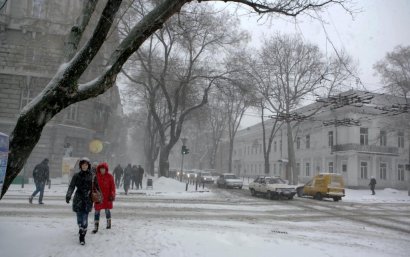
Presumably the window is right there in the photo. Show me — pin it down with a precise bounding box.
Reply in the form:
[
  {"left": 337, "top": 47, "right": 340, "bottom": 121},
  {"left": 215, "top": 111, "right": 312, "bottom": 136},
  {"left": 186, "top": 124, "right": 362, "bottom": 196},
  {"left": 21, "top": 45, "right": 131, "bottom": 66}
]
[
  {"left": 20, "top": 77, "right": 35, "bottom": 110},
  {"left": 273, "top": 163, "right": 277, "bottom": 174},
  {"left": 379, "top": 163, "right": 387, "bottom": 180},
  {"left": 398, "top": 164, "right": 405, "bottom": 181},
  {"left": 328, "top": 131, "right": 334, "bottom": 147},
  {"left": 274, "top": 141, "right": 277, "bottom": 152},
  {"left": 380, "top": 131, "right": 386, "bottom": 146},
  {"left": 259, "top": 144, "right": 262, "bottom": 154},
  {"left": 32, "top": 0, "right": 46, "bottom": 18},
  {"left": 296, "top": 137, "right": 300, "bottom": 150},
  {"left": 66, "top": 104, "right": 78, "bottom": 121},
  {"left": 360, "top": 162, "right": 368, "bottom": 179},
  {"left": 296, "top": 163, "right": 300, "bottom": 175},
  {"left": 398, "top": 131, "right": 404, "bottom": 148},
  {"left": 360, "top": 128, "right": 368, "bottom": 145},
  {"left": 342, "top": 163, "right": 347, "bottom": 173},
  {"left": 305, "top": 163, "right": 310, "bottom": 176},
  {"left": 328, "top": 162, "right": 334, "bottom": 173},
  {"left": 306, "top": 135, "right": 310, "bottom": 149}
]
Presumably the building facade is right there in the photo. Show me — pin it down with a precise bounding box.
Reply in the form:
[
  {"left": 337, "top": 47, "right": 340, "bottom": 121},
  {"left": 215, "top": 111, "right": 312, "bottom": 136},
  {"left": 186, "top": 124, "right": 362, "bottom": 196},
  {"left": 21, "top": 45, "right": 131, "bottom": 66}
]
[
  {"left": 0, "top": 0, "right": 127, "bottom": 179},
  {"left": 217, "top": 91, "right": 409, "bottom": 189}
]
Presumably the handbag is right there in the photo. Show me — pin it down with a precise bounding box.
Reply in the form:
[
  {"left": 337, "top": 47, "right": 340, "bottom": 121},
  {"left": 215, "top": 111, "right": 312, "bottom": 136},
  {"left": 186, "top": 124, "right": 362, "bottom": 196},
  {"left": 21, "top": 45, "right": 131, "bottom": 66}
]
[{"left": 91, "top": 176, "right": 102, "bottom": 204}]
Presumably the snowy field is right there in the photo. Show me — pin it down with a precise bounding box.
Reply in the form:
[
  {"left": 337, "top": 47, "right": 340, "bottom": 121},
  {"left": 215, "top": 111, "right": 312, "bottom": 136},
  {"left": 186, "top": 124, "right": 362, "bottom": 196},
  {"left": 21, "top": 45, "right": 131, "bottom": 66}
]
[{"left": 1, "top": 177, "right": 409, "bottom": 257}]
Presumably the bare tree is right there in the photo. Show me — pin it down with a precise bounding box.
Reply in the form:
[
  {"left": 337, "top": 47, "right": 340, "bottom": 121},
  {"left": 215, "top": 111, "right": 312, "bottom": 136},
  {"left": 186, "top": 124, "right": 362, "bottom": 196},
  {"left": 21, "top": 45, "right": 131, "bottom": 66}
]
[
  {"left": 374, "top": 45, "right": 410, "bottom": 99},
  {"left": 1, "top": 0, "right": 352, "bottom": 198},
  {"left": 256, "top": 34, "right": 355, "bottom": 184}
]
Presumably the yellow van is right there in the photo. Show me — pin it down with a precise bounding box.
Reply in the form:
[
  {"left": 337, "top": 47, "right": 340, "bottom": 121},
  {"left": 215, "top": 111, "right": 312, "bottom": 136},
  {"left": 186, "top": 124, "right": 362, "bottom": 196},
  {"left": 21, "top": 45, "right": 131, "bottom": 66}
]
[{"left": 296, "top": 173, "right": 345, "bottom": 201}]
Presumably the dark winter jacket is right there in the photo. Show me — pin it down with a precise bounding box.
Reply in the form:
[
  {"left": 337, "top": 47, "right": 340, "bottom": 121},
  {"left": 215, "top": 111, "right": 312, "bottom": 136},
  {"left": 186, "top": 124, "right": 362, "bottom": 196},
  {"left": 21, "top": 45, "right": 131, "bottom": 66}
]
[
  {"left": 369, "top": 178, "right": 377, "bottom": 187},
  {"left": 137, "top": 166, "right": 144, "bottom": 181},
  {"left": 94, "top": 162, "right": 116, "bottom": 211},
  {"left": 113, "top": 165, "right": 123, "bottom": 179},
  {"left": 132, "top": 165, "right": 138, "bottom": 180},
  {"left": 66, "top": 169, "right": 100, "bottom": 213},
  {"left": 33, "top": 159, "right": 50, "bottom": 184},
  {"left": 123, "top": 165, "right": 133, "bottom": 185}
]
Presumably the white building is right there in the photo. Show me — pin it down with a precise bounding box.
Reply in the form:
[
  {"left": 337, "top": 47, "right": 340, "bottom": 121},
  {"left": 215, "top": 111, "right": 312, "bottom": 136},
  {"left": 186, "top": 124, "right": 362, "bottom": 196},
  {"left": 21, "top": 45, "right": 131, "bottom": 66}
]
[{"left": 217, "top": 91, "right": 409, "bottom": 189}]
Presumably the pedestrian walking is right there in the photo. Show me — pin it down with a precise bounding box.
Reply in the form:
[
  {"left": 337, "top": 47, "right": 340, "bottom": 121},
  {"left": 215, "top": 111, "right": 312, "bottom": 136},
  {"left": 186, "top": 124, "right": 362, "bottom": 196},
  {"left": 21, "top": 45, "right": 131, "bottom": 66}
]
[
  {"left": 131, "top": 164, "right": 138, "bottom": 189},
  {"left": 113, "top": 164, "right": 123, "bottom": 189},
  {"left": 29, "top": 158, "right": 50, "bottom": 204},
  {"left": 123, "top": 164, "right": 132, "bottom": 195},
  {"left": 369, "top": 176, "right": 377, "bottom": 195},
  {"left": 92, "top": 162, "right": 116, "bottom": 233},
  {"left": 91, "top": 161, "right": 98, "bottom": 175},
  {"left": 66, "top": 157, "right": 101, "bottom": 245},
  {"left": 137, "top": 165, "right": 144, "bottom": 190}
]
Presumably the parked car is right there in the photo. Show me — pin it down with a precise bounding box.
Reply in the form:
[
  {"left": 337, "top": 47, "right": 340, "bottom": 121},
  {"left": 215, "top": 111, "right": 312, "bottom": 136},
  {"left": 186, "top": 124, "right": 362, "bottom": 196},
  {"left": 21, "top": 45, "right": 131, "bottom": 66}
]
[
  {"left": 249, "top": 176, "right": 296, "bottom": 200},
  {"left": 216, "top": 173, "right": 243, "bottom": 189},
  {"left": 197, "top": 171, "right": 214, "bottom": 184},
  {"left": 296, "top": 173, "right": 345, "bottom": 201}
]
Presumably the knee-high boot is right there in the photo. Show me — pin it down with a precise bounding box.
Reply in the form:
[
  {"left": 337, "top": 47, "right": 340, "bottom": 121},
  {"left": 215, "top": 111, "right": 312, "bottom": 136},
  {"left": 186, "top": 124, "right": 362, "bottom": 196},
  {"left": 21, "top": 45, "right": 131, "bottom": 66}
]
[
  {"left": 106, "top": 219, "right": 111, "bottom": 229},
  {"left": 92, "top": 221, "right": 99, "bottom": 234}
]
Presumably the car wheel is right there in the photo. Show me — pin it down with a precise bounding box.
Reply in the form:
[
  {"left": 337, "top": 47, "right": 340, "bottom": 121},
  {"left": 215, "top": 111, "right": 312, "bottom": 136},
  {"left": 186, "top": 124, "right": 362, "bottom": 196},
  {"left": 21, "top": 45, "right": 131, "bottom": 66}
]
[
  {"left": 288, "top": 195, "right": 294, "bottom": 200},
  {"left": 297, "top": 187, "right": 304, "bottom": 197},
  {"left": 272, "top": 193, "right": 279, "bottom": 200},
  {"left": 314, "top": 193, "right": 323, "bottom": 201},
  {"left": 250, "top": 189, "right": 256, "bottom": 196},
  {"left": 333, "top": 197, "right": 340, "bottom": 202},
  {"left": 239, "top": 186, "right": 243, "bottom": 189}
]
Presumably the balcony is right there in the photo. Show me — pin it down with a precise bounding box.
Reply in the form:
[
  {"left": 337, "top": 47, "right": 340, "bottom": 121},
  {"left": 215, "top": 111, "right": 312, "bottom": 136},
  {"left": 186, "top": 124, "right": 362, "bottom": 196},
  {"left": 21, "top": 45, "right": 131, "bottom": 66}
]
[{"left": 332, "top": 144, "right": 399, "bottom": 156}]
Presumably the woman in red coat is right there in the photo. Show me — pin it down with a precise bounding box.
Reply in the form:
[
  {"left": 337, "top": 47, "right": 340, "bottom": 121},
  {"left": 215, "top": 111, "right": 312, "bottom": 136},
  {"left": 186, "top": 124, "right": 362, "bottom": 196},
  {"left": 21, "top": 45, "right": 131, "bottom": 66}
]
[{"left": 92, "top": 162, "right": 116, "bottom": 233}]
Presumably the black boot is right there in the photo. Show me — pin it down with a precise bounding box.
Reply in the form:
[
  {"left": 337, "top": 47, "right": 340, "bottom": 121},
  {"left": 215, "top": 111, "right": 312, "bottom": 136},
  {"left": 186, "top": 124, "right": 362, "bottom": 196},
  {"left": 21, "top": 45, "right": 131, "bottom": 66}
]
[
  {"left": 106, "top": 219, "right": 111, "bottom": 229},
  {"left": 92, "top": 221, "right": 99, "bottom": 234},
  {"left": 79, "top": 228, "right": 87, "bottom": 245}
]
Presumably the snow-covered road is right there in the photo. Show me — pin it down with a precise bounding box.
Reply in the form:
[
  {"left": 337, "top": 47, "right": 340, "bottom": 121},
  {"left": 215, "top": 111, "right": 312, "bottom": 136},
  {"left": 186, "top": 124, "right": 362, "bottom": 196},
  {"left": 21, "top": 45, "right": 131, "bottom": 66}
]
[{"left": 1, "top": 178, "right": 409, "bottom": 257}]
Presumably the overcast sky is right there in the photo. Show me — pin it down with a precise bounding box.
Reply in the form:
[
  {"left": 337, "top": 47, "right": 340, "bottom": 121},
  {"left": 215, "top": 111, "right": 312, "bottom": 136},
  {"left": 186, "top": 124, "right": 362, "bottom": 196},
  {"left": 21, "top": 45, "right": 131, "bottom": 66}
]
[{"left": 229, "top": 0, "right": 410, "bottom": 127}]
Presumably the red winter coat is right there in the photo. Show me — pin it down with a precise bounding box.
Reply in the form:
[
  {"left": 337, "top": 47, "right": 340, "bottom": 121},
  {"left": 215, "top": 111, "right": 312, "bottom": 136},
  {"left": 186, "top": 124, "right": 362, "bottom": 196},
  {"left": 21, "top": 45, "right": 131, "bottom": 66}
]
[{"left": 94, "top": 162, "right": 116, "bottom": 211}]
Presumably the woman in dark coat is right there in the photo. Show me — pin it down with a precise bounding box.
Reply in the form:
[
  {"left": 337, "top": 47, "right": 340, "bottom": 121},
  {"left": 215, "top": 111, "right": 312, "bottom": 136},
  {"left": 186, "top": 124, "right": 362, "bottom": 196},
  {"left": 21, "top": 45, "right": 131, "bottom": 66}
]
[
  {"left": 66, "top": 157, "right": 100, "bottom": 245},
  {"left": 92, "top": 162, "right": 116, "bottom": 233}
]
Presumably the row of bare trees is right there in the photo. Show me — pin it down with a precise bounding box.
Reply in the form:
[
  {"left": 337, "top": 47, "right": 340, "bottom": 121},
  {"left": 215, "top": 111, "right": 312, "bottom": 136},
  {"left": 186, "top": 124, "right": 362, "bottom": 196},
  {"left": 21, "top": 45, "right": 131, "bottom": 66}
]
[{"left": 1, "top": 0, "right": 354, "bottom": 198}]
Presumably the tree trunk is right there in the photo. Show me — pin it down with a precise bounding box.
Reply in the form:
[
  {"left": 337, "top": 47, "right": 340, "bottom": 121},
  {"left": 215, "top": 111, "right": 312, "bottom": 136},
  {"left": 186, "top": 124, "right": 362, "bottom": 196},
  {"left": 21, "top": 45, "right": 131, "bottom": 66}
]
[
  {"left": 228, "top": 139, "right": 234, "bottom": 173},
  {"left": 286, "top": 121, "right": 298, "bottom": 185},
  {"left": 158, "top": 147, "right": 170, "bottom": 177},
  {"left": 264, "top": 156, "right": 270, "bottom": 175}
]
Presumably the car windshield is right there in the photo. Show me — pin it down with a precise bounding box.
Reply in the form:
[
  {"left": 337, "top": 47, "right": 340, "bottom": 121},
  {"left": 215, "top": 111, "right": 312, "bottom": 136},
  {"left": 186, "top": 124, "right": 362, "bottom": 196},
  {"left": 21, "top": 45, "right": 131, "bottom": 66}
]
[
  {"left": 267, "top": 178, "right": 286, "bottom": 184},
  {"left": 201, "top": 172, "right": 211, "bottom": 176},
  {"left": 224, "top": 175, "right": 237, "bottom": 179}
]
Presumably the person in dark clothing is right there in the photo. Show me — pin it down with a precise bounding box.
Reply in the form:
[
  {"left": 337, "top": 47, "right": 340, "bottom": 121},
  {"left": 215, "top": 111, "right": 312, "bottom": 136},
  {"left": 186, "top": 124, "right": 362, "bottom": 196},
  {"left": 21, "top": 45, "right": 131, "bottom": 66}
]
[
  {"left": 66, "top": 157, "right": 101, "bottom": 245},
  {"left": 137, "top": 165, "right": 144, "bottom": 190},
  {"left": 131, "top": 165, "right": 138, "bottom": 189},
  {"left": 369, "top": 176, "right": 377, "bottom": 195},
  {"left": 29, "top": 158, "right": 50, "bottom": 204},
  {"left": 113, "top": 164, "right": 123, "bottom": 189},
  {"left": 123, "top": 164, "right": 132, "bottom": 195}
]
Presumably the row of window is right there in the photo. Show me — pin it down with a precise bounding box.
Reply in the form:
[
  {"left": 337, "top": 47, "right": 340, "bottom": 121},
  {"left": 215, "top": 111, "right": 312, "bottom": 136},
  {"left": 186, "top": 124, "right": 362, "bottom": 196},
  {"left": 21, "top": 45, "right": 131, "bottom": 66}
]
[
  {"left": 236, "top": 128, "right": 406, "bottom": 156},
  {"left": 239, "top": 161, "right": 406, "bottom": 181}
]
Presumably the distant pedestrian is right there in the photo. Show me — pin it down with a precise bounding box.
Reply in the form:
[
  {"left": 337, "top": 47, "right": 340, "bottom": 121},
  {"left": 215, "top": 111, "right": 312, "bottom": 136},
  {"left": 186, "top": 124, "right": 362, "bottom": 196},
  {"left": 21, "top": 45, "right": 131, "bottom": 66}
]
[
  {"left": 123, "top": 164, "right": 132, "bottom": 195},
  {"left": 91, "top": 161, "right": 98, "bottom": 175},
  {"left": 66, "top": 157, "right": 101, "bottom": 245},
  {"left": 369, "top": 176, "right": 377, "bottom": 195},
  {"left": 92, "top": 162, "right": 116, "bottom": 233},
  {"left": 113, "top": 164, "right": 123, "bottom": 189},
  {"left": 29, "top": 158, "right": 50, "bottom": 204},
  {"left": 131, "top": 164, "right": 138, "bottom": 189},
  {"left": 137, "top": 165, "right": 144, "bottom": 189}
]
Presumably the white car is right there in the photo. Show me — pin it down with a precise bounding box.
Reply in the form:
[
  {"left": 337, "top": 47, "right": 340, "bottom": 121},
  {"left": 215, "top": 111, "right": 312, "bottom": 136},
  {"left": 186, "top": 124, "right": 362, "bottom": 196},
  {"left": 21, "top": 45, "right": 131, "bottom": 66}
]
[
  {"left": 249, "top": 176, "right": 296, "bottom": 200},
  {"left": 216, "top": 173, "right": 243, "bottom": 189},
  {"left": 197, "top": 171, "right": 214, "bottom": 184}
]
